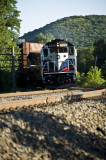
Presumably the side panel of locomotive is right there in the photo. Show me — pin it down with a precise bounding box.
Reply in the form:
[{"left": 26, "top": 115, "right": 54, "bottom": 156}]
[{"left": 40, "top": 39, "right": 77, "bottom": 84}]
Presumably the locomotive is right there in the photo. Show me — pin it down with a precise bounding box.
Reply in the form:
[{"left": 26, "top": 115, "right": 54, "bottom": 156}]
[{"left": 40, "top": 39, "right": 77, "bottom": 84}]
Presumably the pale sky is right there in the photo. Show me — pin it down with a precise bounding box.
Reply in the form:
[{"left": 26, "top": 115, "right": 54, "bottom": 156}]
[{"left": 16, "top": 0, "right": 106, "bottom": 36}]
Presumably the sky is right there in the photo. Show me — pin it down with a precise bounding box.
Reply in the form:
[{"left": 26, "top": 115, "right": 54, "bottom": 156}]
[{"left": 16, "top": 0, "right": 106, "bottom": 36}]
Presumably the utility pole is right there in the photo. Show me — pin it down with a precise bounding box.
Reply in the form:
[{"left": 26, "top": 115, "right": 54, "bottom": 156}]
[
  {"left": 84, "top": 58, "right": 86, "bottom": 73},
  {"left": 12, "top": 47, "right": 16, "bottom": 92},
  {"left": 95, "top": 56, "right": 97, "bottom": 66}
]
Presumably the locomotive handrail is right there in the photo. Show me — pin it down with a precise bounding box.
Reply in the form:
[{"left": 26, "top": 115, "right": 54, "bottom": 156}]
[
  {"left": 43, "top": 60, "right": 75, "bottom": 72},
  {"left": 43, "top": 61, "right": 56, "bottom": 72}
]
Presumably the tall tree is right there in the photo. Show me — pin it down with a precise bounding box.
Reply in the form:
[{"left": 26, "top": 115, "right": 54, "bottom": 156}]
[
  {"left": 0, "top": 0, "right": 21, "bottom": 41},
  {"left": 0, "top": 0, "right": 21, "bottom": 92},
  {"left": 0, "top": 0, "right": 21, "bottom": 70},
  {"left": 77, "top": 46, "right": 94, "bottom": 73},
  {"left": 93, "top": 39, "right": 106, "bottom": 68}
]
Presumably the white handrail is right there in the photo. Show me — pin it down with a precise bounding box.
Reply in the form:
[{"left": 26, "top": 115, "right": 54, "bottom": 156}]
[{"left": 43, "top": 60, "right": 75, "bottom": 72}]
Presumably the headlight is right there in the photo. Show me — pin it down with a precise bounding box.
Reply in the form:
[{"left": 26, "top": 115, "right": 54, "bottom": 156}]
[{"left": 57, "top": 42, "right": 59, "bottom": 47}]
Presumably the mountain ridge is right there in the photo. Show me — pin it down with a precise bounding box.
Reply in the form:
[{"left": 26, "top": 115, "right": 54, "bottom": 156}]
[{"left": 20, "top": 15, "right": 106, "bottom": 48}]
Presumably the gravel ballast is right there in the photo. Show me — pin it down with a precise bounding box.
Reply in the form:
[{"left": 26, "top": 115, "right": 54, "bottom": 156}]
[{"left": 0, "top": 97, "right": 106, "bottom": 160}]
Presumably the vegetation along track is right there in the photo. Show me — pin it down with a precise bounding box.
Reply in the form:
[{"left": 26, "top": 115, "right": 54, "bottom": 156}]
[{"left": 0, "top": 87, "right": 105, "bottom": 113}]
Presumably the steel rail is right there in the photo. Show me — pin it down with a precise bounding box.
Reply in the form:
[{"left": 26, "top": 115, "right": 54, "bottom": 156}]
[{"left": 0, "top": 88, "right": 105, "bottom": 112}]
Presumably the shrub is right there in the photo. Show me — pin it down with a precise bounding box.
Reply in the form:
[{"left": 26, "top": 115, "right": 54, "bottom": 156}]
[
  {"left": 101, "top": 60, "right": 106, "bottom": 80},
  {"left": 0, "top": 70, "right": 12, "bottom": 92},
  {"left": 85, "top": 66, "right": 105, "bottom": 86},
  {"left": 76, "top": 72, "right": 86, "bottom": 85}
]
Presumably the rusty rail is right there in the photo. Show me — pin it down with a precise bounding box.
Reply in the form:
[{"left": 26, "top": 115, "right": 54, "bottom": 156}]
[{"left": 0, "top": 88, "right": 105, "bottom": 112}]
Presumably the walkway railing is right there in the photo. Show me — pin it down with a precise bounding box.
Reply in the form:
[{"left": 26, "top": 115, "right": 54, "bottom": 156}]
[{"left": 43, "top": 60, "right": 75, "bottom": 72}]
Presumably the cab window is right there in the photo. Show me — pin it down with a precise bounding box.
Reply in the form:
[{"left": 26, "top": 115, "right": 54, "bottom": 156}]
[
  {"left": 69, "top": 47, "right": 74, "bottom": 55},
  {"left": 43, "top": 49, "right": 48, "bottom": 57},
  {"left": 50, "top": 48, "right": 58, "bottom": 53},
  {"left": 59, "top": 47, "right": 67, "bottom": 53}
]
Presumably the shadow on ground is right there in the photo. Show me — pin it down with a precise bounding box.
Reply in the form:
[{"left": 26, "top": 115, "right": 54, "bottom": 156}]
[{"left": 0, "top": 108, "right": 105, "bottom": 160}]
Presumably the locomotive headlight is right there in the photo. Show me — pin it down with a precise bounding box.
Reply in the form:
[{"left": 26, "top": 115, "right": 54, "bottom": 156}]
[{"left": 57, "top": 42, "right": 59, "bottom": 47}]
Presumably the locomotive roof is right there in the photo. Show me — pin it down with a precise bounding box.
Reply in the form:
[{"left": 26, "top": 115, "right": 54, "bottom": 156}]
[{"left": 43, "top": 39, "right": 74, "bottom": 48}]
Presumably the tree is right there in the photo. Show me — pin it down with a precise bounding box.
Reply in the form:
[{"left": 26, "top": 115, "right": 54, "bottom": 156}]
[
  {"left": 0, "top": 0, "right": 21, "bottom": 70},
  {"left": 0, "top": 0, "right": 21, "bottom": 41},
  {"left": 77, "top": 46, "right": 94, "bottom": 73},
  {"left": 0, "top": 0, "right": 21, "bottom": 92},
  {"left": 93, "top": 39, "right": 106, "bottom": 68},
  {"left": 31, "top": 33, "right": 55, "bottom": 43}
]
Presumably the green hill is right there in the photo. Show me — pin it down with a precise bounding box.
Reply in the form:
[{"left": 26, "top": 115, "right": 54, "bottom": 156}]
[{"left": 20, "top": 15, "right": 106, "bottom": 48}]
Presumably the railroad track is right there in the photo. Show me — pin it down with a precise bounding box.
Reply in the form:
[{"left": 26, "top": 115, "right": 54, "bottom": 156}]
[{"left": 0, "top": 87, "right": 105, "bottom": 113}]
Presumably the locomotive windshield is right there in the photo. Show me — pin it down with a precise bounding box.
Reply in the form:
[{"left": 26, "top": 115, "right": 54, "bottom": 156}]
[
  {"left": 59, "top": 47, "right": 67, "bottom": 53},
  {"left": 50, "top": 47, "right": 67, "bottom": 53}
]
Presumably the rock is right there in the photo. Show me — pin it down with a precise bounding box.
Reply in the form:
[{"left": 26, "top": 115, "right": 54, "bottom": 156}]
[{"left": 0, "top": 97, "right": 105, "bottom": 160}]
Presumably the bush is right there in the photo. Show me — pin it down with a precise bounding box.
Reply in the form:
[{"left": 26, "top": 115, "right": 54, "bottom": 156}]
[
  {"left": 101, "top": 60, "right": 106, "bottom": 80},
  {"left": 76, "top": 72, "right": 86, "bottom": 85},
  {"left": 0, "top": 70, "right": 12, "bottom": 92},
  {"left": 85, "top": 66, "right": 105, "bottom": 86}
]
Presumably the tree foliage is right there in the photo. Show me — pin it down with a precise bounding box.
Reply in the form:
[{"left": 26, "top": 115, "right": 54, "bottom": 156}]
[
  {"left": 0, "top": 0, "right": 21, "bottom": 39},
  {"left": 0, "top": 0, "right": 21, "bottom": 92},
  {"left": 77, "top": 46, "right": 94, "bottom": 73},
  {"left": 93, "top": 39, "right": 106, "bottom": 68},
  {"left": 77, "top": 38, "right": 106, "bottom": 74},
  {"left": 76, "top": 72, "right": 86, "bottom": 85},
  {"left": 0, "top": 0, "right": 21, "bottom": 71},
  {"left": 31, "top": 33, "right": 55, "bottom": 43},
  {"left": 20, "top": 15, "right": 106, "bottom": 48}
]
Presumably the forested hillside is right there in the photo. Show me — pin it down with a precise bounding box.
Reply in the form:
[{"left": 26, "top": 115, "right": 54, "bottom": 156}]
[{"left": 20, "top": 15, "right": 106, "bottom": 48}]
